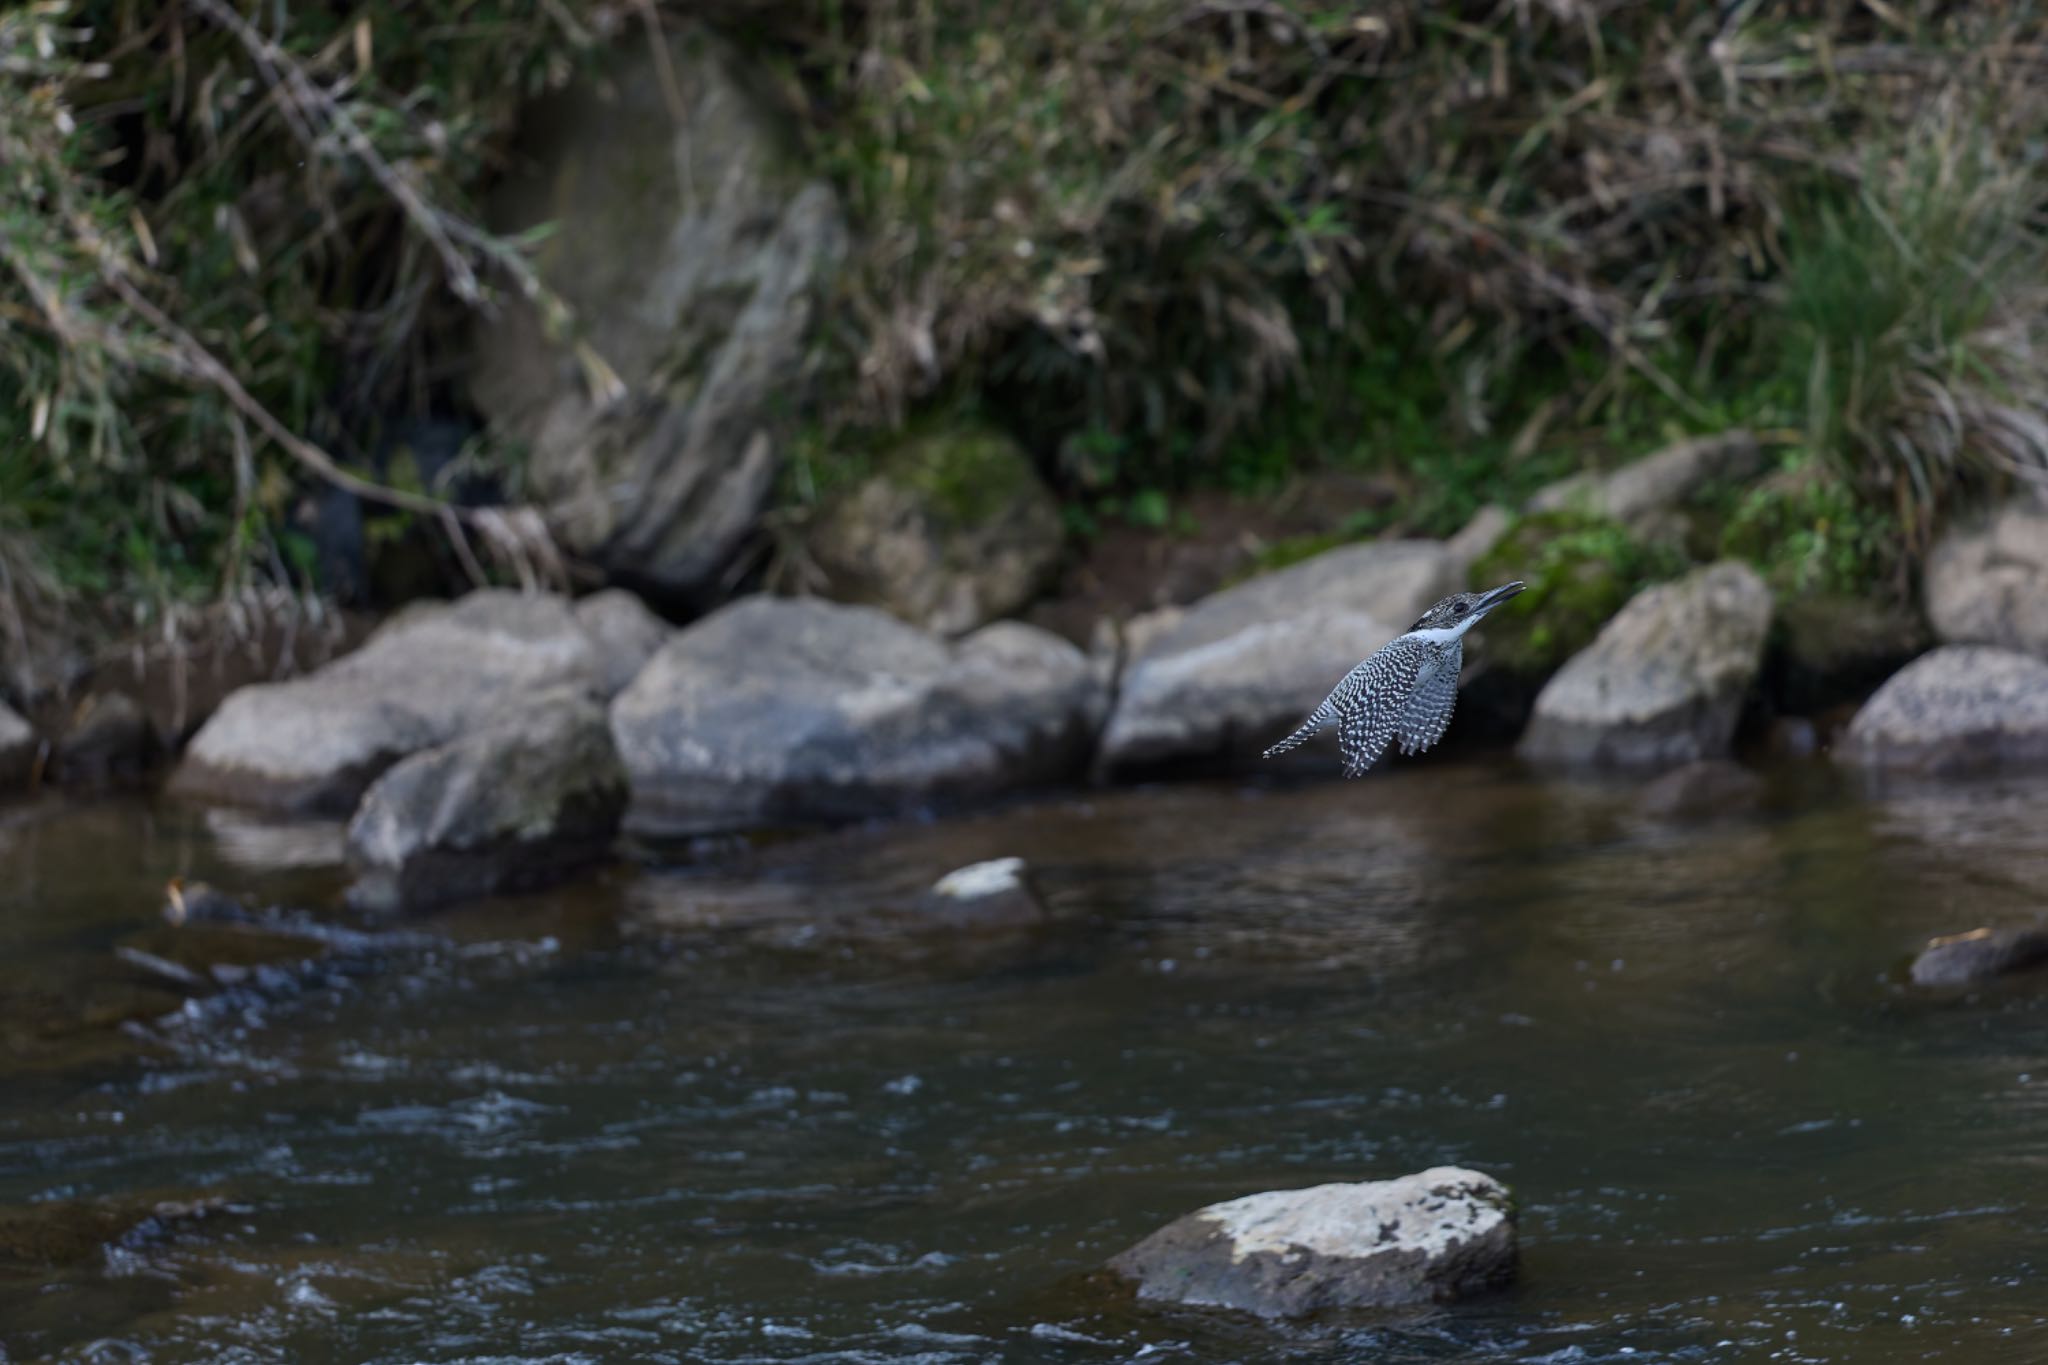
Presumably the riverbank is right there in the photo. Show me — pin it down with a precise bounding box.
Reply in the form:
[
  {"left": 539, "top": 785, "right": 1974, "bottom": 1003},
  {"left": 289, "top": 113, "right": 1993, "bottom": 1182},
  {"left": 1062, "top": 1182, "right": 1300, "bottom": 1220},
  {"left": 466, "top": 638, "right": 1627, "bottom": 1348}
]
[{"left": 9, "top": 451, "right": 2048, "bottom": 917}]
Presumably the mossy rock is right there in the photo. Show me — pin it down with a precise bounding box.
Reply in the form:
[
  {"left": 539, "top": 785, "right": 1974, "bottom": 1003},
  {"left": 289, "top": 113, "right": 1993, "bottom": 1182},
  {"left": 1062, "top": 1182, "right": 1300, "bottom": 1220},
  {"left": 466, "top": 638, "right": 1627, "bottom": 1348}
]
[
  {"left": 810, "top": 422, "right": 1064, "bottom": 636},
  {"left": 1467, "top": 513, "right": 1684, "bottom": 677},
  {"left": 885, "top": 425, "right": 1052, "bottom": 530}
]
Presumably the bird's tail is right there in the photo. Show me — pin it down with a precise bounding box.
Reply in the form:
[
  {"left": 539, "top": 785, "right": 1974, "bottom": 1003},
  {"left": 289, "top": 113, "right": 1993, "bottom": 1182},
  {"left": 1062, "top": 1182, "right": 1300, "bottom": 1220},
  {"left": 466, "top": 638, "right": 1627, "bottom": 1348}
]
[{"left": 1263, "top": 703, "right": 1332, "bottom": 759}]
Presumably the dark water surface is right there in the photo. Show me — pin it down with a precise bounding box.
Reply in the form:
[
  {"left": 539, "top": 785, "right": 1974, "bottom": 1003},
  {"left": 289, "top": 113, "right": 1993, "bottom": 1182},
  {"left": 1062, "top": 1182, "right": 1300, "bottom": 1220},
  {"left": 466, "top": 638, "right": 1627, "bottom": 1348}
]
[{"left": 5, "top": 763, "right": 2048, "bottom": 1362}]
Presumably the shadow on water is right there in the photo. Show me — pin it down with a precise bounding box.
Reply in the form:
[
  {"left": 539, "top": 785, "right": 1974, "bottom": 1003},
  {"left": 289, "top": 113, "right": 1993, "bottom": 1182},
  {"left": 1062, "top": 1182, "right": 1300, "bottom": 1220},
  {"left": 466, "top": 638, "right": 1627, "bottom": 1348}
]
[{"left": 4, "top": 762, "right": 2048, "bottom": 1361}]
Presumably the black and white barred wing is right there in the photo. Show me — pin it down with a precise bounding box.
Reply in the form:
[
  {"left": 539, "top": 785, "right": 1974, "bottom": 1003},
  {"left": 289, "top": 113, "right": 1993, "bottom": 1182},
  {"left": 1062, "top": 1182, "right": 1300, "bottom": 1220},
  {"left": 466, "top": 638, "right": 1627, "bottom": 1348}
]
[
  {"left": 1396, "top": 641, "right": 1462, "bottom": 757},
  {"left": 1263, "top": 638, "right": 1423, "bottom": 779}
]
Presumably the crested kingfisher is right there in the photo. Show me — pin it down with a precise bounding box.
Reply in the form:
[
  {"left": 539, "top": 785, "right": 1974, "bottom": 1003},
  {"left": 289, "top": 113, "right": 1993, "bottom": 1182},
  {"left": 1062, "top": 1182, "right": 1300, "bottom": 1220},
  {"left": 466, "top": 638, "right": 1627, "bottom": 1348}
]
[{"left": 1264, "top": 580, "right": 1526, "bottom": 777}]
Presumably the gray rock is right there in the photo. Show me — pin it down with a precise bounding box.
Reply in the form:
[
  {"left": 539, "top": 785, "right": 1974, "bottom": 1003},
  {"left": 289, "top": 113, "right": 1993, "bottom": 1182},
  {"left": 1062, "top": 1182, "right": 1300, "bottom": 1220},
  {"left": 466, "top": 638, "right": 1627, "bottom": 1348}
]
[
  {"left": 1838, "top": 646, "right": 2048, "bottom": 776},
  {"left": 468, "top": 29, "right": 846, "bottom": 605},
  {"left": 173, "top": 590, "right": 602, "bottom": 814},
  {"left": 51, "top": 691, "right": 152, "bottom": 784},
  {"left": 810, "top": 425, "right": 1063, "bottom": 635},
  {"left": 1637, "top": 759, "right": 1764, "bottom": 821},
  {"left": 0, "top": 702, "right": 37, "bottom": 788},
  {"left": 573, "top": 589, "right": 673, "bottom": 696},
  {"left": 915, "top": 857, "right": 1047, "bottom": 930},
  {"left": 612, "top": 597, "right": 1106, "bottom": 833},
  {"left": 1519, "top": 561, "right": 1773, "bottom": 769},
  {"left": 1108, "top": 1167, "right": 1516, "bottom": 1319},
  {"left": 1925, "top": 498, "right": 2048, "bottom": 656},
  {"left": 1771, "top": 592, "right": 1930, "bottom": 714},
  {"left": 346, "top": 690, "right": 627, "bottom": 913},
  {"left": 1910, "top": 926, "right": 2048, "bottom": 987},
  {"left": 1099, "top": 540, "right": 1461, "bottom": 774},
  {"left": 1526, "top": 430, "right": 1763, "bottom": 530}
]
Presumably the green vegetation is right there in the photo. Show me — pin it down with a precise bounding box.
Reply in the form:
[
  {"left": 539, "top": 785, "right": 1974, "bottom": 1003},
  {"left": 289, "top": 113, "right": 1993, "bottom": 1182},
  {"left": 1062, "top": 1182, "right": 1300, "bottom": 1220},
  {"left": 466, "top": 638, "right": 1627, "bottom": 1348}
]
[
  {"left": 6, "top": 1, "right": 2047, "bottom": 645},
  {"left": 1469, "top": 513, "right": 1689, "bottom": 676}
]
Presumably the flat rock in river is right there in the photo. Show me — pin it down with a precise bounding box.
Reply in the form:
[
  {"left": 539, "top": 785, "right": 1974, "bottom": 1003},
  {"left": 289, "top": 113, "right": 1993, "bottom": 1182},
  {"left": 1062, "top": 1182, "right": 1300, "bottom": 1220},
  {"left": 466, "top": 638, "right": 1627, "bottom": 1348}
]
[
  {"left": 172, "top": 590, "right": 608, "bottom": 814},
  {"left": 346, "top": 690, "right": 628, "bottom": 913},
  {"left": 611, "top": 597, "right": 1105, "bottom": 833},
  {"left": 1108, "top": 1166, "right": 1516, "bottom": 1318},
  {"left": 1910, "top": 926, "right": 2048, "bottom": 987}
]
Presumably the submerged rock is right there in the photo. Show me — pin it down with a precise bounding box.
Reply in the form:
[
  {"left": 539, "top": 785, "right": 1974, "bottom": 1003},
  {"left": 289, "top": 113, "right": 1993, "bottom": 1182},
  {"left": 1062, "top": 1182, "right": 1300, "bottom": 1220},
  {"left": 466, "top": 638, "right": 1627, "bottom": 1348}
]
[
  {"left": 173, "top": 590, "right": 604, "bottom": 814},
  {"left": 1519, "top": 561, "right": 1772, "bottom": 770},
  {"left": 0, "top": 702, "right": 37, "bottom": 788},
  {"left": 811, "top": 424, "right": 1063, "bottom": 635},
  {"left": 1910, "top": 926, "right": 2048, "bottom": 987},
  {"left": 164, "top": 878, "right": 255, "bottom": 926},
  {"left": 468, "top": 28, "right": 845, "bottom": 606},
  {"left": 1637, "top": 759, "right": 1765, "bottom": 821},
  {"left": 1838, "top": 646, "right": 2048, "bottom": 776},
  {"left": 915, "top": 857, "right": 1048, "bottom": 930},
  {"left": 1108, "top": 1167, "right": 1516, "bottom": 1318},
  {"left": 1925, "top": 498, "right": 2048, "bottom": 656},
  {"left": 1099, "top": 540, "right": 1460, "bottom": 775},
  {"left": 346, "top": 691, "right": 627, "bottom": 913},
  {"left": 0, "top": 1194, "right": 232, "bottom": 1275},
  {"left": 574, "top": 588, "right": 674, "bottom": 697},
  {"left": 612, "top": 597, "right": 1105, "bottom": 833}
]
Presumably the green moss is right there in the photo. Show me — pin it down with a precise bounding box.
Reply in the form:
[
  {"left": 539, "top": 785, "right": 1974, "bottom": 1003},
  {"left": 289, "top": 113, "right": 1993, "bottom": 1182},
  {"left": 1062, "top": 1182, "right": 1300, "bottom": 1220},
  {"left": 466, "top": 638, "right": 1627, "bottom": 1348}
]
[
  {"left": 883, "top": 424, "right": 1043, "bottom": 529},
  {"left": 1468, "top": 512, "right": 1688, "bottom": 674}
]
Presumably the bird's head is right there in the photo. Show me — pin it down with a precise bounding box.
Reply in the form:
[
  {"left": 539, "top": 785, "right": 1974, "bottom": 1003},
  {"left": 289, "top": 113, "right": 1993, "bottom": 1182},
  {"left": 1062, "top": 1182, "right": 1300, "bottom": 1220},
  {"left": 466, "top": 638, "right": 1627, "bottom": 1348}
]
[{"left": 1407, "top": 580, "right": 1526, "bottom": 636}]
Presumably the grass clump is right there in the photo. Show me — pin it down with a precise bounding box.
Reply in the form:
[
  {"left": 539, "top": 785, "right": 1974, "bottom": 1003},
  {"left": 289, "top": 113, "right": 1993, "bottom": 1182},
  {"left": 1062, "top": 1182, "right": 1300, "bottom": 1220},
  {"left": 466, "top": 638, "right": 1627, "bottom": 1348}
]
[{"left": 1771, "top": 108, "right": 2048, "bottom": 545}]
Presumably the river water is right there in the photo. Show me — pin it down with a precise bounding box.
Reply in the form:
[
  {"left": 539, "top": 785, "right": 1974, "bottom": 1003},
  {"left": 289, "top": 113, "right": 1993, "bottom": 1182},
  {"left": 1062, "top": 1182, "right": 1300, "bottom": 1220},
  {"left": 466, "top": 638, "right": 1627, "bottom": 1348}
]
[{"left": 3, "top": 761, "right": 2047, "bottom": 1362}]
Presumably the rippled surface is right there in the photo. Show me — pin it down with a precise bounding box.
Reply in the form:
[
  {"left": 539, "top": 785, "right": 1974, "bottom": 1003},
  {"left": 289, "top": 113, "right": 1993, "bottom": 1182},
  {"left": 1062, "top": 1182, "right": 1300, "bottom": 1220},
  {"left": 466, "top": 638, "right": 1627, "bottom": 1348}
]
[{"left": 5, "top": 762, "right": 2048, "bottom": 1362}]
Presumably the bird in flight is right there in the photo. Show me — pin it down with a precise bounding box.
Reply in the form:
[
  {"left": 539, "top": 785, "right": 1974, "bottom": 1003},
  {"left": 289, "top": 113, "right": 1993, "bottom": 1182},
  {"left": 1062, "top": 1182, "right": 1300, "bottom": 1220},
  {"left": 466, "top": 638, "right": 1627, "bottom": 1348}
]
[{"left": 1264, "top": 581, "right": 1526, "bottom": 777}]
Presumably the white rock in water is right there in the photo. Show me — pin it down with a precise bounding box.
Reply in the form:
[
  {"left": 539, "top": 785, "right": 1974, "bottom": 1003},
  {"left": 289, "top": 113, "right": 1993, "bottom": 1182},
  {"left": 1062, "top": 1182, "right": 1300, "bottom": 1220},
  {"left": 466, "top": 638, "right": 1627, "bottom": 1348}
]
[
  {"left": 931, "top": 857, "right": 1027, "bottom": 900},
  {"left": 1109, "top": 1166, "right": 1516, "bottom": 1318},
  {"left": 917, "top": 857, "right": 1046, "bottom": 930}
]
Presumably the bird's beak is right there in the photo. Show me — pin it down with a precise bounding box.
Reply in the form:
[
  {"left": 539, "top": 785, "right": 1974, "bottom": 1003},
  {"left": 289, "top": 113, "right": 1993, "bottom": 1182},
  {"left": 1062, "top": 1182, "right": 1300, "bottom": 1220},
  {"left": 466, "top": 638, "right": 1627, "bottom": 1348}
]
[{"left": 1472, "top": 580, "right": 1526, "bottom": 617}]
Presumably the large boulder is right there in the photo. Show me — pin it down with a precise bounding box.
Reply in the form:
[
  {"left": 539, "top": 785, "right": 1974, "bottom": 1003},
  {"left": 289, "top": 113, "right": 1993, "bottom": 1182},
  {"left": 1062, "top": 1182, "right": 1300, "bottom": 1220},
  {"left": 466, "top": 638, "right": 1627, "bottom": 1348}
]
[
  {"left": 1459, "top": 512, "right": 1679, "bottom": 744},
  {"left": 573, "top": 589, "right": 672, "bottom": 697},
  {"left": 1519, "top": 561, "right": 1772, "bottom": 769},
  {"left": 1108, "top": 1167, "right": 1516, "bottom": 1318},
  {"left": 1838, "top": 646, "right": 2048, "bottom": 776},
  {"left": 346, "top": 691, "right": 627, "bottom": 913},
  {"left": 611, "top": 597, "right": 1107, "bottom": 833},
  {"left": 468, "top": 30, "right": 846, "bottom": 607},
  {"left": 1925, "top": 498, "right": 2048, "bottom": 656},
  {"left": 172, "top": 591, "right": 605, "bottom": 814},
  {"left": 1098, "top": 540, "right": 1461, "bottom": 775},
  {"left": 810, "top": 424, "right": 1063, "bottom": 635},
  {"left": 0, "top": 702, "right": 36, "bottom": 788}
]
